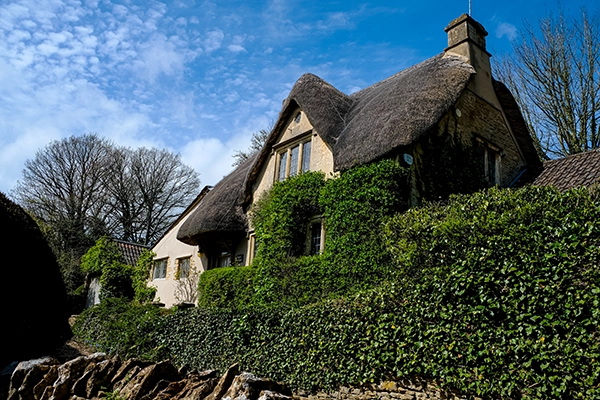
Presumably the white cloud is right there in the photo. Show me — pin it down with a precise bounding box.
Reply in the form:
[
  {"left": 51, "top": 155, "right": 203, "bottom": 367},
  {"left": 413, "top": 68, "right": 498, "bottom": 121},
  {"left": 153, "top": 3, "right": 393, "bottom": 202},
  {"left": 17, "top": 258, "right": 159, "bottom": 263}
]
[
  {"left": 204, "top": 29, "right": 224, "bottom": 53},
  {"left": 228, "top": 44, "right": 246, "bottom": 53},
  {"left": 496, "top": 22, "right": 517, "bottom": 40}
]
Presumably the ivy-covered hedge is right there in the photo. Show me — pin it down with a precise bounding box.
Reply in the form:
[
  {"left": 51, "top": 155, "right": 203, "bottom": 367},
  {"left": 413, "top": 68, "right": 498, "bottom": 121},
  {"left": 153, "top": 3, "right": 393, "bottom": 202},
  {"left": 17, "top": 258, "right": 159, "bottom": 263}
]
[
  {"left": 76, "top": 185, "right": 600, "bottom": 398},
  {"left": 73, "top": 298, "right": 169, "bottom": 360},
  {"left": 197, "top": 266, "right": 256, "bottom": 309}
]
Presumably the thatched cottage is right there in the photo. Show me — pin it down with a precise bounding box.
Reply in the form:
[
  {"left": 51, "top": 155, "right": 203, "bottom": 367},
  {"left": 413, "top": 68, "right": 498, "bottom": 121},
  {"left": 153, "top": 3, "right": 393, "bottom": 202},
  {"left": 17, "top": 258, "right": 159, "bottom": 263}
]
[{"left": 149, "top": 14, "right": 541, "bottom": 300}]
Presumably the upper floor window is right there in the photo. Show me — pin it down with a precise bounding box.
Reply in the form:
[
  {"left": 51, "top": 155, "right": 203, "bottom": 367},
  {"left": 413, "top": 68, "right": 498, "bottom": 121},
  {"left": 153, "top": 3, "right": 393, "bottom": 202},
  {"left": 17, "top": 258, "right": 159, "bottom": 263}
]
[
  {"left": 277, "top": 139, "right": 312, "bottom": 182},
  {"left": 476, "top": 137, "right": 502, "bottom": 185}
]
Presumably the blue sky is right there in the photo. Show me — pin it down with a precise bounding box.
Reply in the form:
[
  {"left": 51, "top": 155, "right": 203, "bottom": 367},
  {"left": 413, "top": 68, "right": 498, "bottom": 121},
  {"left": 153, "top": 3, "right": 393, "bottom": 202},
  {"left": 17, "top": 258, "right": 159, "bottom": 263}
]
[{"left": 0, "top": 0, "right": 597, "bottom": 194}]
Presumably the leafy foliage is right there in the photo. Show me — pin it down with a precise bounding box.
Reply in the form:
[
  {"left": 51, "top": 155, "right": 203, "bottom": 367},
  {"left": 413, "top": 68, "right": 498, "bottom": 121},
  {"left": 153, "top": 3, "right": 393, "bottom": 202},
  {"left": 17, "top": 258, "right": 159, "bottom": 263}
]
[
  {"left": 240, "top": 160, "right": 408, "bottom": 308},
  {"left": 320, "top": 159, "right": 408, "bottom": 293},
  {"left": 250, "top": 171, "right": 325, "bottom": 306},
  {"left": 81, "top": 236, "right": 133, "bottom": 301},
  {"left": 73, "top": 297, "right": 168, "bottom": 360},
  {"left": 81, "top": 236, "right": 123, "bottom": 275},
  {"left": 74, "top": 184, "right": 600, "bottom": 399},
  {"left": 132, "top": 249, "right": 157, "bottom": 303},
  {"left": 197, "top": 266, "right": 256, "bottom": 310}
]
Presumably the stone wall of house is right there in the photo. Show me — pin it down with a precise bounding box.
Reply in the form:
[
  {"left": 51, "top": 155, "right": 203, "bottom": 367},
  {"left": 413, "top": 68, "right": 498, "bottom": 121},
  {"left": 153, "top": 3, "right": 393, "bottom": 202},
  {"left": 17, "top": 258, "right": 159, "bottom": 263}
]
[
  {"left": 408, "top": 86, "right": 528, "bottom": 203},
  {"left": 251, "top": 108, "right": 334, "bottom": 207},
  {"left": 452, "top": 88, "right": 526, "bottom": 187}
]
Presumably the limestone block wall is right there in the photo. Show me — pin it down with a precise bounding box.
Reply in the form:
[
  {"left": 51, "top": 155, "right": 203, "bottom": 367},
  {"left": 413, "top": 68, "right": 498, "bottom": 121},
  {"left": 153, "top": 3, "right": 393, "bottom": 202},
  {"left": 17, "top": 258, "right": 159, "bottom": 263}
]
[{"left": 296, "top": 379, "right": 483, "bottom": 400}]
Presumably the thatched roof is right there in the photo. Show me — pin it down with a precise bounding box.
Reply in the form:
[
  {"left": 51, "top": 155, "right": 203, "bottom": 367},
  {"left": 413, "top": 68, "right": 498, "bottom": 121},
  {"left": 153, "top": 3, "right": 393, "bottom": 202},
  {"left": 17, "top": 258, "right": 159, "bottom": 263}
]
[
  {"left": 334, "top": 53, "right": 474, "bottom": 170},
  {"left": 177, "top": 155, "right": 256, "bottom": 245},
  {"left": 244, "top": 53, "right": 475, "bottom": 204},
  {"left": 530, "top": 150, "right": 600, "bottom": 191}
]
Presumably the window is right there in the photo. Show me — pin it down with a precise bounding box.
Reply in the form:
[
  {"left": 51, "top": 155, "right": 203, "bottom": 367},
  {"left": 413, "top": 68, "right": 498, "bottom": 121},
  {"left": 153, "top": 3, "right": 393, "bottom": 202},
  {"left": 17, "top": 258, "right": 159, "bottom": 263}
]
[
  {"left": 310, "top": 223, "right": 322, "bottom": 255},
  {"left": 276, "top": 138, "right": 312, "bottom": 181},
  {"left": 302, "top": 141, "right": 311, "bottom": 173},
  {"left": 289, "top": 145, "right": 299, "bottom": 177},
  {"left": 217, "top": 252, "right": 232, "bottom": 268},
  {"left": 476, "top": 137, "right": 502, "bottom": 185},
  {"left": 248, "top": 233, "right": 259, "bottom": 264},
  {"left": 178, "top": 257, "right": 191, "bottom": 279},
  {"left": 153, "top": 259, "right": 167, "bottom": 280},
  {"left": 307, "top": 219, "right": 324, "bottom": 255}
]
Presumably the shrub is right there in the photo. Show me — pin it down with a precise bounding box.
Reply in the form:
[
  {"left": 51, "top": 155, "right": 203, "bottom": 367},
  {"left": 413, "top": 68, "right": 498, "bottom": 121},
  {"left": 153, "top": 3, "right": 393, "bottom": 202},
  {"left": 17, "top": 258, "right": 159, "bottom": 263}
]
[
  {"left": 197, "top": 266, "right": 256, "bottom": 309},
  {"left": 132, "top": 249, "right": 157, "bottom": 303},
  {"left": 73, "top": 298, "right": 168, "bottom": 360}
]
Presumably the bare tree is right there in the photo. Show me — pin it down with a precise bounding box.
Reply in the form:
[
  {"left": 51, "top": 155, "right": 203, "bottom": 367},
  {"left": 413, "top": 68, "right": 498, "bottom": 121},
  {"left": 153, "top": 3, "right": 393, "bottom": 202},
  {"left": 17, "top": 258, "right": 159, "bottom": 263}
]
[
  {"left": 13, "top": 134, "right": 201, "bottom": 294},
  {"left": 12, "top": 134, "right": 112, "bottom": 252},
  {"left": 12, "top": 134, "right": 113, "bottom": 292},
  {"left": 495, "top": 9, "right": 600, "bottom": 158},
  {"left": 130, "top": 147, "right": 200, "bottom": 245},
  {"left": 173, "top": 263, "right": 200, "bottom": 305},
  {"left": 232, "top": 128, "right": 271, "bottom": 166}
]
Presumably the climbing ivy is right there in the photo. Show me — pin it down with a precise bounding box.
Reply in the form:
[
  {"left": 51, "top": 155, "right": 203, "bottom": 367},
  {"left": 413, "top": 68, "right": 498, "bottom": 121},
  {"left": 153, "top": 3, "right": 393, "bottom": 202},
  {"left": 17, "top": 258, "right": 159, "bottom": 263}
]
[{"left": 77, "top": 185, "right": 600, "bottom": 398}]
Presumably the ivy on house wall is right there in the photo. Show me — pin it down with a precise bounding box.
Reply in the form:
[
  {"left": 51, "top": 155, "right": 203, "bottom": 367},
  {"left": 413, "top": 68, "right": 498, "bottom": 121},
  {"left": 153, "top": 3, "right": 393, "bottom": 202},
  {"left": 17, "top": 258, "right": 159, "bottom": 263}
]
[{"left": 197, "top": 159, "right": 409, "bottom": 308}]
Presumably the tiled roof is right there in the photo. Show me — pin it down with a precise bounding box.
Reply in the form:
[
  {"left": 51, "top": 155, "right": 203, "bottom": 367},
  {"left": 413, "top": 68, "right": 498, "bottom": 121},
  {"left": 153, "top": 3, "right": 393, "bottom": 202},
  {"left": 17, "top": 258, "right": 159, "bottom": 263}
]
[
  {"left": 531, "top": 150, "right": 600, "bottom": 191},
  {"left": 115, "top": 240, "right": 149, "bottom": 266}
]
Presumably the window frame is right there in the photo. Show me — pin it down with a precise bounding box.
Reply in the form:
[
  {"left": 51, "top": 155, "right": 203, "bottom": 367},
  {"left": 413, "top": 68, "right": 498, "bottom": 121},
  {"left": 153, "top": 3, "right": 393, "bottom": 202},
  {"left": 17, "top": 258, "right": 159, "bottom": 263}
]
[
  {"left": 475, "top": 137, "right": 502, "bottom": 186},
  {"left": 177, "top": 256, "right": 191, "bottom": 280},
  {"left": 274, "top": 132, "right": 313, "bottom": 182},
  {"left": 306, "top": 216, "right": 325, "bottom": 255},
  {"left": 153, "top": 258, "right": 168, "bottom": 280}
]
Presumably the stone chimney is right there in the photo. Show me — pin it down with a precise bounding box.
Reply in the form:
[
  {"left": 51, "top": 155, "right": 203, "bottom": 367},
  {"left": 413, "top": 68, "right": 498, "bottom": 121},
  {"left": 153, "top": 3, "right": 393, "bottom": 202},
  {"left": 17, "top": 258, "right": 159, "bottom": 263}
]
[{"left": 444, "top": 14, "right": 500, "bottom": 108}]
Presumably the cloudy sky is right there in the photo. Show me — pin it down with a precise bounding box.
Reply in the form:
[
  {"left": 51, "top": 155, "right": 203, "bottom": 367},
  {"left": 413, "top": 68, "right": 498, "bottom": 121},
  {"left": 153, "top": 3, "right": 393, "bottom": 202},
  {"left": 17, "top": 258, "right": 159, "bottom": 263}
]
[{"left": 0, "top": 0, "right": 596, "bottom": 193}]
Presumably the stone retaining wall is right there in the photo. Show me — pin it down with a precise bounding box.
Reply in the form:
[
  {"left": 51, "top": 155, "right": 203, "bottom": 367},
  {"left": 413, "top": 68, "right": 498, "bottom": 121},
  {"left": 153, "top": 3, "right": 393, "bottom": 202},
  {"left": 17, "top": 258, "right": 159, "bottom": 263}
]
[{"left": 295, "top": 379, "right": 483, "bottom": 400}]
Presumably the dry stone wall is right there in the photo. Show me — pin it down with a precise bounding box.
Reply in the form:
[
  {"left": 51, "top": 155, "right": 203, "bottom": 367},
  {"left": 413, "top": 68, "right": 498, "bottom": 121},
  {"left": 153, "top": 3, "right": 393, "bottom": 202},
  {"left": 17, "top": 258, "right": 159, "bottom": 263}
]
[{"left": 8, "top": 355, "right": 481, "bottom": 400}]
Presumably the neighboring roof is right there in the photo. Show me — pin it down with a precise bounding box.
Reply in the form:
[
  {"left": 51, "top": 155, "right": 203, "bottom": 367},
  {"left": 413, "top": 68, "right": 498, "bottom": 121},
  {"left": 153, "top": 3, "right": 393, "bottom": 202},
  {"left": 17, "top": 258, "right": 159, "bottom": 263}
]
[
  {"left": 115, "top": 240, "right": 149, "bottom": 266},
  {"left": 177, "top": 155, "right": 257, "bottom": 245},
  {"left": 530, "top": 150, "right": 600, "bottom": 191},
  {"left": 151, "top": 185, "right": 212, "bottom": 249}
]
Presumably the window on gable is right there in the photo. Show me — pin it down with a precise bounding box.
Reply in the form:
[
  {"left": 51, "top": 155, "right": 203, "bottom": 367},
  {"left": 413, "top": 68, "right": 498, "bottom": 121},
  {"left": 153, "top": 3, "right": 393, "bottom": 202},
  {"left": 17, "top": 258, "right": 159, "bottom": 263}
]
[
  {"left": 276, "top": 138, "right": 312, "bottom": 182},
  {"left": 153, "top": 258, "right": 167, "bottom": 280},
  {"left": 476, "top": 137, "right": 502, "bottom": 185}
]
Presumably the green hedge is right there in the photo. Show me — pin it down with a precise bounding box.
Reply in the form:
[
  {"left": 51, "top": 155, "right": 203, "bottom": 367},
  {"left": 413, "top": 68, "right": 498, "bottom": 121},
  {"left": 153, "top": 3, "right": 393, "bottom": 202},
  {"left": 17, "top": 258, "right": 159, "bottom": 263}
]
[
  {"left": 197, "top": 266, "right": 256, "bottom": 309},
  {"left": 76, "top": 186, "right": 600, "bottom": 398},
  {"left": 73, "top": 298, "right": 169, "bottom": 360}
]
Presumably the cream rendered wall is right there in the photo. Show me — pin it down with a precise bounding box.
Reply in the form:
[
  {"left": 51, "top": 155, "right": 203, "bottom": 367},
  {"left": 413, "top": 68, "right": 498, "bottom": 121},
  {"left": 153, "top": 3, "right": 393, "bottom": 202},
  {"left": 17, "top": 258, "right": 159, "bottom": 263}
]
[{"left": 150, "top": 207, "right": 207, "bottom": 308}]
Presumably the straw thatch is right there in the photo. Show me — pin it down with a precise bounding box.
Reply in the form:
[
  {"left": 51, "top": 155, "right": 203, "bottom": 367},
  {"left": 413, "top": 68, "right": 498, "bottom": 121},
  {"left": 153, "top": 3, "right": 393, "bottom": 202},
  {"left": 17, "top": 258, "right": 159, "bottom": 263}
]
[
  {"left": 177, "top": 155, "right": 257, "bottom": 245},
  {"left": 244, "top": 53, "right": 475, "bottom": 205}
]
